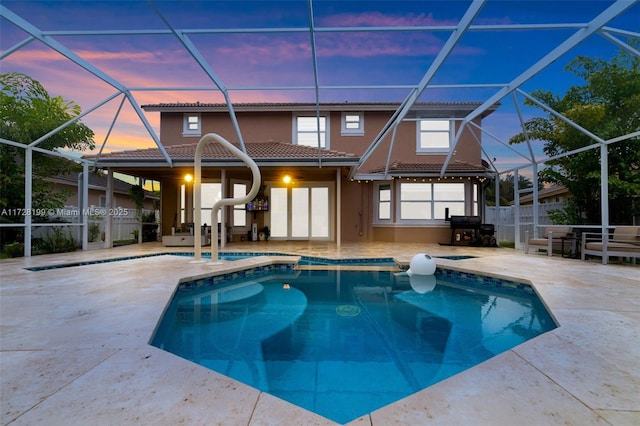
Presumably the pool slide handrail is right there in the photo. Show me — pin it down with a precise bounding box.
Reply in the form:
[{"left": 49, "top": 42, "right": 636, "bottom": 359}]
[{"left": 193, "top": 133, "right": 261, "bottom": 263}]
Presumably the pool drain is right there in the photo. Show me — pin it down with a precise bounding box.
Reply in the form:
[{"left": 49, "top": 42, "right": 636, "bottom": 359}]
[{"left": 336, "top": 305, "right": 361, "bottom": 317}]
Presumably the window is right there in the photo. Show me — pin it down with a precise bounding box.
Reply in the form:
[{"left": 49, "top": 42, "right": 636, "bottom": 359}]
[
  {"left": 200, "top": 183, "right": 221, "bottom": 226},
  {"left": 181, "top": 182, "right": 222, "bottom": 226},
  {"left": 473, "top": 183, "right": 479, "bottom": 216},
  {"left": 378, "top": 184, "right": 391, "bottom": 220},
  {"left": 417, "top": 119, "right": 451, "bottom": 153},
  {"left": 180, "top": 183, "right": 186, "bottom": 224},
  {"left": 399, "top": 182, "right": 466, "bottom": 221},
  {"left": 270, "top": 188, "right": 288, "bottom": 238},
  {"left": 433, "top": 183, "right": 465, "bottom": 218},
  {"left": 295, "top": 116, "right": 327, "bottom": 148},
  {"left": 183, "top": 113, "right": 201, "bottom": 136},
  {"left": 400, "top": 183, "right": 431, "bottom": 220},
  {"left": 341, "top": 112, "right": 364, "bottom": 135},
  {"left": 233, "top": 183, "right": 247, "bottom": 227}
]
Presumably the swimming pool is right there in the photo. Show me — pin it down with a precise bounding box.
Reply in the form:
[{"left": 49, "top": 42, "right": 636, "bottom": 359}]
[{"left": 151, "top": 266, "right": 556, "bottom": 424}]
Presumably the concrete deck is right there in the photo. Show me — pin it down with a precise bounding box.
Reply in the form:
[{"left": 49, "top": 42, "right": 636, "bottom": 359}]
[{"left": 1, "top": 242, "right": 638, "bottom": 425}]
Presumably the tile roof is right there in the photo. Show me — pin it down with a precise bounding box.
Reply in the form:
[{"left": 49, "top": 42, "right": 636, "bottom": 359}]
[
  {"left": 365, "top": 161, "right": 490, "bottom": 174},
  {"left": 141, "top": 101, "right": 491, "bottom": 112},
  {"left": 86, "top": 141, "right": 357, "bottom": 162},
  {"left": 519, "top": 184, "right": 569, "bottom": 203}
]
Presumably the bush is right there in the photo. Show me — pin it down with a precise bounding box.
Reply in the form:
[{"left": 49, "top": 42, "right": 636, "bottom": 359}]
[
  {"left": 2, "top": 242, "right": 24, "bottom": 258},
  {"left": 33, "top": 227, "right": 77, "bottom": 255},
  {"left": 141, "top": 211, "right": 157, "bottom": 242},
  {"left": 88, "top": 222, "right": 101, "bottom": 242}
]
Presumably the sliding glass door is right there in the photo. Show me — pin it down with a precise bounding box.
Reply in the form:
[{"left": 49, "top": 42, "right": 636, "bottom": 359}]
[{"left": 269, "top": 185, "right": 330, "bottom": 240}]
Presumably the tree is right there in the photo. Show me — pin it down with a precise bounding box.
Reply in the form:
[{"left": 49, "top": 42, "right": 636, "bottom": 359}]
[
  {"left": 509, "top": 47, "right": 640, "bottom": 225},
  {"left": 485, "top": 174, "right": 539, "bottom": 206},
  {"left": 0, "top": 73, "right": 95, "bottom": 241}
]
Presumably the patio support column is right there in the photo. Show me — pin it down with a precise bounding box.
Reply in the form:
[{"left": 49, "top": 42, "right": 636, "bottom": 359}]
[
  {"left": 220, "top": 169, "right": 226, "bottom": 249},
  {"left": 465, "top": 181, "right": 474, "bottom": 216},
  {"left": 336, "top": 168, "right": 341, "bottom": 248},
  {"left": 514, "top": 169, "right": 521, "bottom": 249},
  {"left": 104, "top": 169, "right": 113, "bottom": 248},
  {"left": 24, "top": 147, "right": 32, "bottom": 257},
  {"left": 80, "top": 162, "right": 89, "bottom": 250},
  {"left": 532, "top": 163, "right": 539, "bottom": 238},
  {"left": 494, "top": 174, "right": 500, "bottom": 242},
  {"left": 600, "top": 142, "right": 609, "bottom": 264}
]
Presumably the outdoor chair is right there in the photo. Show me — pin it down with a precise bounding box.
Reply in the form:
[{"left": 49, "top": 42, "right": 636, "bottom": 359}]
[
  {"left": 581, "top": 226, "right": 640, "bottom": 265},
  {"left": 525, "top": 226, "right": 573, "bottom": 256}
]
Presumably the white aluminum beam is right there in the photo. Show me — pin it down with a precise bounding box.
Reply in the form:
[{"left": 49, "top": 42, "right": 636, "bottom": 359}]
[
  {"left": 511, "top": 92, "right": 537, "bottom": 162},
  {"left": 353, "top": 0, "right": 486, "bottom": 178},
  {"left": 96, "top": 95, "right": 128, "bottom": 159},
  {"left": 38, "top": 22, "right": 593, "bottom": 37},
  {"left": 599, "top": 30, "right": 640, "bottom": 58},
  {"left": 148, "top": 1, "right": 247, "bottom": 152},
  {"left": 516, "top": 89, "right": 606, "bottom": 144},
  {"left": 307, "top": 0, "right": 324, "bottom": 164},
  {"left": 29, "top": 91, "right": 122, "bottom": 147},
  {"left": 0, "top": 5, "right": 172, "bottom": 165},
  {"left": 441, "top": 0, "right": 637, "bottom": 175},
  {"left": 0, "top": 36, "right": 34, "bottom": 59}
]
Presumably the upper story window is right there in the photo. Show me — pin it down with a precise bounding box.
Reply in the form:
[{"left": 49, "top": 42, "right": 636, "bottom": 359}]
[
  {"left": 183, "top": 113, "right": 201, "bottom": 137},
  {"left": 295, "top": 115, "right": 327, "bottom": 148},
  {"left": 341, "top": 112, "right": 364, "bottom": 136},
  {"left": 417, "top": 119, "right": 451, "bottom": 153}
]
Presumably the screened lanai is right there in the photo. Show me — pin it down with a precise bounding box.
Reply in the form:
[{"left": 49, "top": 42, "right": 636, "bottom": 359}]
[{"left": 1, "top": 0, "right": 639, "bottom": 256}]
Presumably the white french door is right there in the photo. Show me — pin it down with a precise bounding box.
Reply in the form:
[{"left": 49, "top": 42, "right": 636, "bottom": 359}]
[{"left": 269, "top": 185, "right": 330, "bottom": 240}]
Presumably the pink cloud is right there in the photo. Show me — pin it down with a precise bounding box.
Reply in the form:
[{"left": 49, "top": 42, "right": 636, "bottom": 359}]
[
  {"left": 1, "top": 22, "right": 485, "bottom": 154},
  {"left": 318, "top": 11, "right": 458, "bottom": 27},
  {"left": 320, "top": 11, "right": 514, "bottom": 28},
  {"left": 211, "top": 31, "right": 482, "bottom": 64}
]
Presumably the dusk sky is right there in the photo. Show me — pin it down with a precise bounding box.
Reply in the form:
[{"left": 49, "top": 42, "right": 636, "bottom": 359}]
[{"left": 1, "top": 0, "right": 638, "bottom": 174}]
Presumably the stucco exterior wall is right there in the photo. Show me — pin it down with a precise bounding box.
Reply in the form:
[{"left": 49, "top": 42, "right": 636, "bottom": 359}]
[
  {"left": 372, "top": 225, "right": 451, "bottom": 244},
  {"left": 158, "top": 110, "right": 484, "bottom": 171},
  {"left": 161, "top": 179, "right": 179, "bottom": 237},
  {"left": 340, "top": 180, "right": 372, "bottom": 241},
  {"left": 146, "top": 104, "right": 489, "bottom": 244}
]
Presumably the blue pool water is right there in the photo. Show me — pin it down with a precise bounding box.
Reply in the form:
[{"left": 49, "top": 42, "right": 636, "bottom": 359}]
[{"left": 151, "top": 267, "right": 556, "bottom": 424}]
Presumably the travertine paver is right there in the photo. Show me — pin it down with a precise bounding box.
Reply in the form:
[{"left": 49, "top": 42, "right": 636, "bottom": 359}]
[{"left": 1, "top": 242, "right": 638, "bottom": 425}]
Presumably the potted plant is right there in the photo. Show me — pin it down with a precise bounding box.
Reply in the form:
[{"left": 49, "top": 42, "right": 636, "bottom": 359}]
[{"left": 261, "top": 226, "right": 270, "bottom": 241}]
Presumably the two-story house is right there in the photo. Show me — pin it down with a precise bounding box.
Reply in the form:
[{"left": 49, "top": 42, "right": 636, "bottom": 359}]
[{"left": 89, "top": 102, "right": 497, "bottom": 244}]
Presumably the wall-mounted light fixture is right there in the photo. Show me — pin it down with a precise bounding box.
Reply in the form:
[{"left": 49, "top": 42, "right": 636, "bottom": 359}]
[{"left": 184, "top": 173, "right": 193, "bottom": 183}]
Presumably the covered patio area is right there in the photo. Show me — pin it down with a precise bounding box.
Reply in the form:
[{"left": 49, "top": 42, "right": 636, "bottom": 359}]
[{"left": 1, "top": 242, "right": 638, "bottom": 425}]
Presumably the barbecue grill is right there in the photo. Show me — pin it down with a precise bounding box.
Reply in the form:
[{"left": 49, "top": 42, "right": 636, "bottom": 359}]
[{"left": 447, "top": 216, "right": 496, "bottom": 246}]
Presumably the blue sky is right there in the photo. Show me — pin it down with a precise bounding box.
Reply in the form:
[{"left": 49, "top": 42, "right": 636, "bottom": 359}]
[{"left": 1, "top": 0, "right": 638, "bottom": 173}]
